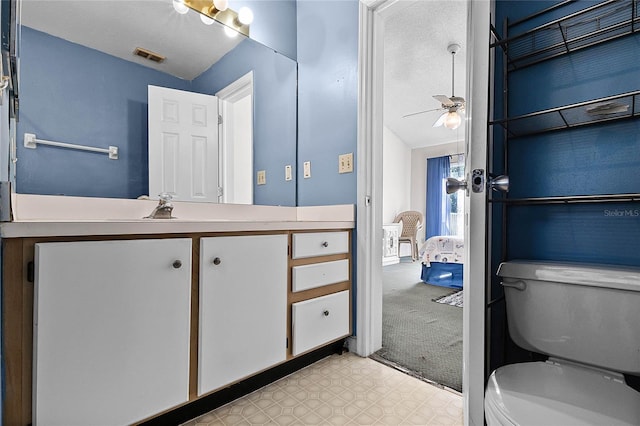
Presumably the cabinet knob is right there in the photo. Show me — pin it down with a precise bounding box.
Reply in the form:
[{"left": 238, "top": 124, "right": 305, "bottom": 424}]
[
  {"left": 323, "top": 310, "right": 330, "bottom": 317},
  {"left": 321, "top": 241, "right": 329, "bottom": 248},
  {"left": 212, "top": 257, "right": 222, "bottom": 265},
  {"left": 172, "top": 260, "right": 182, "bottom": 269}
]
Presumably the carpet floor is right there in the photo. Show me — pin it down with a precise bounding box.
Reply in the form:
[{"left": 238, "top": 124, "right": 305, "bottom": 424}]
[{"left": 375, "top": 260, "right": 463, "bottom": 392}]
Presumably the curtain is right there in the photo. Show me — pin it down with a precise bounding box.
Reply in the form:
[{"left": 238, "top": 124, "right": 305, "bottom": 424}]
[{"left": 426, "top": 156, "right": 451, "bottom": 239}]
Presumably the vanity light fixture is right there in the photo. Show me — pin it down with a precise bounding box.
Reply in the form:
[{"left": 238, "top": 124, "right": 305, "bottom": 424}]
[
  {"left": 200, "top": 13, "right": 215, "bottom": 25},
  {"left": 172, "top": 0, "right": 189, "bottom": 14},
  {"left": 224, "top": 26, "right": 238, "bottom": 38},
  {"left": 237, "top": 6, "right": 254, "bottom": 25},
  {"left": 177, "top": 0, "right": 252, "bottom": 37}
]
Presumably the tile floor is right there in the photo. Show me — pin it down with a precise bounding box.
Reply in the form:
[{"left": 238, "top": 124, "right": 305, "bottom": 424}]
[{"left": 183, "top": 352, "right": 463, "bottom": 425}]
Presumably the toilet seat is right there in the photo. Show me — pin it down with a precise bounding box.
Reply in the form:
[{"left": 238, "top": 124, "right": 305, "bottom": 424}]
[{"left": 485, "top": 360, "right": 640, "bottom": 426}]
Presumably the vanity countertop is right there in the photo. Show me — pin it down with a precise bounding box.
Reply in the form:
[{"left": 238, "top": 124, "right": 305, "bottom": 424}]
[{"left": 1, "top": 194, "right": 355, "bottom": 238}]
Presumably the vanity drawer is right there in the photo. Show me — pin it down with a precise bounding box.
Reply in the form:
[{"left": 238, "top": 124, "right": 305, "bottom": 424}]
[
  {"left": 292, "top": 259, "right": 349, "bottom": 292},
  {"left": 292, "top": 231, "right": 349, "bottom": 259},
  {"left": 291, "top": 290, "right": 350, "bottom": 356}
]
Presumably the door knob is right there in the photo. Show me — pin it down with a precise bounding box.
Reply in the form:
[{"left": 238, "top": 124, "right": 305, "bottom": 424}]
[
  {"left": 323, "top": 310, "right": 330, "bottom": 316},
  {"left": 446, "top": 177, "right": 467, "bottom": 194},
  {"left": 488, "top": 174, "right": 509, "bottom": 192},
  {"left": 212, "top": 257, "right": 221, "bottom": 265},
  {"left": 172, "top": 260, "right": 182, "bottom": 269}
]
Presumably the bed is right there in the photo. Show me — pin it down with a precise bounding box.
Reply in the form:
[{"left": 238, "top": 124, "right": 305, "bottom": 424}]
[{"left": 419, "top": 236, "right": 464, "bottom": 289}]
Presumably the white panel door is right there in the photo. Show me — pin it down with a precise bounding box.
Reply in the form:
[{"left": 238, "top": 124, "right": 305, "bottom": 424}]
[
  {"left": 33, "top": 239, "right": 192, "bottom": 426},
  {"left": 148, "top": 85, "right": 219, "bottom": 202},
  {"left": 199, "top": 234, "right": 287, "bottom": 396}
]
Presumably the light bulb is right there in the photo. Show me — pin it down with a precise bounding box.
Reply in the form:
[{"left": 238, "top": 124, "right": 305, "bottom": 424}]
[
  {"left": 444, "top": 111, "right": 461, "bottom": 130},
  {"left": 224, "top": 26, "right": 239, "bottom": 38},
  {"left": 238, "top": 7, "right": 254, "bottom": 25},
  {"left": 172, "top": 0, "right": 189, "bottom": 14},
  {"left": 213, "top": 0, "right": 228, "bottom": 12},
  {"left": 200, "top": 13, "right": 215, "bottom": 25}
]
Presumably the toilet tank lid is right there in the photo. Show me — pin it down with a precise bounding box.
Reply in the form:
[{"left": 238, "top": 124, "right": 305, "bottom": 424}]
[{"left": 497, "top": 260, "right": 640, "bottom": 292}]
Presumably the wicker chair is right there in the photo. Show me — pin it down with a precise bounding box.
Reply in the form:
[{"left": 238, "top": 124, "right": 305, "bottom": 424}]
[{"left": 392, "top": 211, "right": 424, "bottom": 261}]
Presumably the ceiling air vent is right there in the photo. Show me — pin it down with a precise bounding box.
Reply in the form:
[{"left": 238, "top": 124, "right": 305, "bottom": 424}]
[{"left": 133, "top": 47, "right": 166, "bottom": 63}]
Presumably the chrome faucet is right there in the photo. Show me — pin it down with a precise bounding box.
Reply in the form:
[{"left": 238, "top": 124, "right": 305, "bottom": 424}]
[{"left": 145, "top": 193, "right": 175, "bottom": 219}]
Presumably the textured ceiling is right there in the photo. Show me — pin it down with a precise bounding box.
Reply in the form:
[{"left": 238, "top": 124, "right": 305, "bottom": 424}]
[
  {"left": 383, "top": 0, "right": 468, "bottom": 149},
  {"left": 21, "top": 0, "right": 243, "bottom": 80}
]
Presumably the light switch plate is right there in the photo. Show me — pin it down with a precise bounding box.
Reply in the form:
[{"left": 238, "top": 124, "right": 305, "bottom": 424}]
[
  {"left": 285, "top": 165, "right": 292, "bottom": 181},
  {"left": 303, "top": 161, "right": 311, "bottom": 178},
  {"left": 257, "top": 170, "right": 266, "bottom": 185},
  {"left": 338, "top": 153, "right": 353, "bottom": 174}
]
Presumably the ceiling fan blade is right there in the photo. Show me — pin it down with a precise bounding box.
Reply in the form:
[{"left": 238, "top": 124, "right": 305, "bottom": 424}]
[
  {"left": 402, "top": 107, "right": 443, "bottom": 118},
  {"left": 433, "top": 95, "right": 454, "bottom": 107},
  {"left": 432, "top": 111, "right": 448, "bottom": 128}
]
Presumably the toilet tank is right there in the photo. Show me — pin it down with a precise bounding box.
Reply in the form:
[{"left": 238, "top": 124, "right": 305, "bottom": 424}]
[{"left": 497, "top": 260, "right": 640, "bottom": 374}]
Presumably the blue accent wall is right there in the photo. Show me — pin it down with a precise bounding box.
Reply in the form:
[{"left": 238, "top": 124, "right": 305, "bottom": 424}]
[
  {"left": 295, "top": 0, "right": 359, "bottom": 206},
  {"left": 192, "top": 39, "right": 297, "bottom": 207},
  {"left": 17, "top": 26, "right": 190, "bottom": 199}
]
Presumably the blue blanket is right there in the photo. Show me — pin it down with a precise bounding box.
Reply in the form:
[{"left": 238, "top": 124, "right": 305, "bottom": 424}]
[{"left": 421, "top": 262, "right": 463, "bottom": 289}]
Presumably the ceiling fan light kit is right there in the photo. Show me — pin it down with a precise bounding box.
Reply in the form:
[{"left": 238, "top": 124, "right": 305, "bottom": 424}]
[{"left": 404, "top": 42, "right": 466, "bottom": 130}]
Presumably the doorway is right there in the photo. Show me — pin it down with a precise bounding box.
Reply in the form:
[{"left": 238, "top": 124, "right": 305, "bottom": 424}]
[
  {"left": 356, "top": 0, "right": 491, "bottom": 424},
  {"left": 370, "top": 0, "right": 468, "bottom": 393},
  {"left": 216, "top": 71, "right": 254, "bottom": 205}
]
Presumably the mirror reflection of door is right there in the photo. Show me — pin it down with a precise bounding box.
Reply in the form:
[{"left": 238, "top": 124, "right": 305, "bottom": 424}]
[
  {"left": 148, "top": 85, "right": 220, "bottom": 203},
  {"left": 216, "top": 72, "right": 254, "bottom": 205}
]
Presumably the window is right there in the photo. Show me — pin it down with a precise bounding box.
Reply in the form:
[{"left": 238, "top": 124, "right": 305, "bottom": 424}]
[{"left": 448, "top": 155, "right": 465, "bottom": 237}]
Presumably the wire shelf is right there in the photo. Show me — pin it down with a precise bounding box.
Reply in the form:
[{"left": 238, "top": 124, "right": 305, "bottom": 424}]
[
  {"left": 490, "top": 90, "right": 640, "bottom": 137},
  {"left": 491, "top": 0, "right": 640, "bottom": 70},
  {"left": 490, "top": 193, "right": 640, "bottom": 205}
]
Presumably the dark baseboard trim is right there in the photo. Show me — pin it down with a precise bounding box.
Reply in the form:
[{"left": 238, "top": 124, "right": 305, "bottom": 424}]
[{"left": 140, "top": 340, "right": 347, "bottom": 426}]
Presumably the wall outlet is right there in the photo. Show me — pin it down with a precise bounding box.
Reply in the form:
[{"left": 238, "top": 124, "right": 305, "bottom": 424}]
[
  {"left": 303, "top": 161, "right": 311, "bottom": 178},
  {"left": 257, "top": 170, "right": 266, "bottom": 185},
  {"left": 338, "top": 153, "right": 354, "bottom": 174},
  {"left": 285, "top": 165, "right": 292, "bottom": 181}
]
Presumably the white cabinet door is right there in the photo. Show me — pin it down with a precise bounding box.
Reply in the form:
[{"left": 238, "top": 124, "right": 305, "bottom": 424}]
[
  {"left": 33, "top": 239, "right": 192, "bottom": 426},
  {"left": 199, "top": 234, "right": 287, "bottom": 396}
]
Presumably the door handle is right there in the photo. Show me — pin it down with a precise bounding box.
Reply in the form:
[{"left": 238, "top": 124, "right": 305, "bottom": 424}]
[{"left": 488, "top": 175, "right": 509, "bottom": 193}]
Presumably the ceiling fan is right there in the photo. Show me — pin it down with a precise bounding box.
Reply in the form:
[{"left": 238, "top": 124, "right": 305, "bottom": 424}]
[{"left": 403, "top": 43, "right": 465, "bottom": 130}]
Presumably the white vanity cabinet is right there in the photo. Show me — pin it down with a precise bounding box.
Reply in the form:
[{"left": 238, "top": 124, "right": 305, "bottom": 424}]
[
  {"left": 198, "top": 234, "right": 288, "bottom": 396},
  {"left": 2, "top": 224, "right": 352, "bottom": 425},
  {"left": 33, "top": 239, "right": 192, "bottom": 426}
]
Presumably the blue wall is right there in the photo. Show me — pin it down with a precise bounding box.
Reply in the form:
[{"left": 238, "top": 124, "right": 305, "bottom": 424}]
[
  {"left": 233, "top": 0, "right": 298, "bottom": 60},
  {"left": 296, "top": 0, "right": 359, "bottom": 206},
  {"left": 193, "top": 39, "right": 297, "bottom": 206}
]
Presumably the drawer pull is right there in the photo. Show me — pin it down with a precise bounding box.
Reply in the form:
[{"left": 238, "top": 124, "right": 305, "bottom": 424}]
[
  {"left": 321, "top": 241, "right": 329, "bottom": 248},
  {"left": 212, "top": 257, "right": 222, "bottom": 265},
  {"left": 172, "top": 260, "right": 182, "bottom": 269},
  {"left": 323, "top": 310, "right": 330, "bottom": 317}
]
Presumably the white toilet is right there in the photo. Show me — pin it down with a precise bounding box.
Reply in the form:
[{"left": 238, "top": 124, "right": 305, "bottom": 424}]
[{"left": 485, "top": 260, "right": 640, "bottom": 425}]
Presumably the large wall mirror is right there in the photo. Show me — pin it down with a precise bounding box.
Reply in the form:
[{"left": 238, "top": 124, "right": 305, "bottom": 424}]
[{"left": 12, "top": 0, "right": 298, "bottom": 206}]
